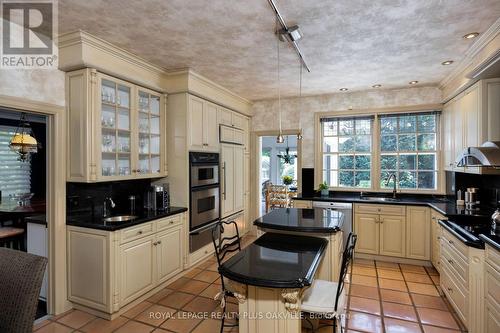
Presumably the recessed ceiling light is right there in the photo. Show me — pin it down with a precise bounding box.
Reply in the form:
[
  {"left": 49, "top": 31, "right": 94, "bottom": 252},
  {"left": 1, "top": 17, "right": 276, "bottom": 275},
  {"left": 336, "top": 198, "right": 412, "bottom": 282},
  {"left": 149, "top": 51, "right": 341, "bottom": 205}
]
[
  {"left": 339, "top": 88, "right": 348, "bottom": 91},
  {"left": 441, "top": 60, "right": 454, "bottom": 66},
  {"left": 372, "top": 84, "right": 382, "bottom": 88},
  {"left": 409, "top": 81, "right": 419, "bottom": 85},
  {"left": 463, "top": 32, "right": 479, "bottom": 39}
]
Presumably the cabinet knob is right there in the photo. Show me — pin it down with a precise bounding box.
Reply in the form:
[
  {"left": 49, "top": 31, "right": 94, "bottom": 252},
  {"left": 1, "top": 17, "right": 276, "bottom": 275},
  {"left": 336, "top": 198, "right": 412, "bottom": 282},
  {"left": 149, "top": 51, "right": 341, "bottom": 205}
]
[
  {"left": 153, "top": 241, "right": 157, "bottom": 246},
  {"left": 447, "top": 287, "right": 453, "bottom": 293},
  {"left": 157, "top": 240, "right": 162, "bottom": 245},
  {"left": 448, "top": 259, "right": 454, "bottom": 265},
  {"left": 137, "top": 230, "right": 143, "bottom": 235},
  {"left": 169, "top": 221, "right": 174, "bottom": 225},
  {"left": 448, "top": 240, "right": 454, "bottom": 245}
]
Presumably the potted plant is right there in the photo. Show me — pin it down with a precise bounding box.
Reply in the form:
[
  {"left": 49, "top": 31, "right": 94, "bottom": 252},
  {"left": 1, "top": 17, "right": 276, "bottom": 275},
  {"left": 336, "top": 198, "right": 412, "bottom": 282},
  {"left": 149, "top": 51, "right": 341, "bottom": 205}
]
[
  {"left": 318, "top": 181, "right": 329, "bottom": 196},
  {"left": 282, "top": 175, "right": 293, "bottom": 186}
]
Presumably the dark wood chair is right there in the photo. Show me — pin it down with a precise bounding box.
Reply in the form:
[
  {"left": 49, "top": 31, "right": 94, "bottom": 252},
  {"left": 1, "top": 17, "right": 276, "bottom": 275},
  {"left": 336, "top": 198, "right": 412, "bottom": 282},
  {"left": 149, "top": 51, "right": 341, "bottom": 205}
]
[
  {"left": 211, "top": 219, "right": 241, "bottom": 333},
  {"left": 0, "top": 247, "right": 48, "bottom": 333},
  {"left": 0, "top": 226, "right": 25, "bottom": 250},
  {"left": 301, "top": 232, "right": 358, "bottom": 333}
]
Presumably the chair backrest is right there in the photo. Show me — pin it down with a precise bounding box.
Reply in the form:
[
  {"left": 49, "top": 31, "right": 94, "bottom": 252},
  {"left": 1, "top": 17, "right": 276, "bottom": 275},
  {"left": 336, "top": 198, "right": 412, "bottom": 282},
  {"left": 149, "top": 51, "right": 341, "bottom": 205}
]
[
  {"left": 211, "top": 220, "right": 241, "bottom": 290},
  {"left": 267, "top": 184, "right": 289, "bottom": 207},
  {"left": 334, "top": 232, "right": 357, "bottom": 311},
  {"left": 0, "top": 247, "right": 47, "bottom": 333}
]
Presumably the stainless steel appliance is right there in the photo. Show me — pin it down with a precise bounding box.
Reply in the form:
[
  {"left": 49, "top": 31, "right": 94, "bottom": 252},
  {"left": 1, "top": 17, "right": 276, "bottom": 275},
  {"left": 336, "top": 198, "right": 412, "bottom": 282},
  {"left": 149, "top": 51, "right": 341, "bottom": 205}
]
[
  {"left": 146, "top": 184, "right": 169, "bottom": 211},
  {"left": 189, "top": 152, "right": 221, "bottom": 252},
  {"left": 312, "top": 201, "right": 353, "bottom": 244},
  {"left": 456, "top": 141, "right": 500, "bottom": 167},
  {"left": 465, "top": 187, "right": 480, "bottom": 210}
]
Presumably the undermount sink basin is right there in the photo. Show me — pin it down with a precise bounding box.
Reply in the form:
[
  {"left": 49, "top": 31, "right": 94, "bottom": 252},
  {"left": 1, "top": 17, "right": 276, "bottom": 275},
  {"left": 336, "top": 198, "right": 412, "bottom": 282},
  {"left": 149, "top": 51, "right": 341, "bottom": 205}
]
[
  {"left": 360, "top": 197, "right": 398, "bottom": 202},
  {"left": 103, "top": 215, "right": 138, "bottom": 223}
]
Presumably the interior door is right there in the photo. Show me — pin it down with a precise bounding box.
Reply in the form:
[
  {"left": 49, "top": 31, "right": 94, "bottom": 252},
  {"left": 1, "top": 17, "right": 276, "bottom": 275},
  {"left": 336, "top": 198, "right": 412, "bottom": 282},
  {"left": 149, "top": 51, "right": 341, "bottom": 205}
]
[
  {"left": 354, "top": 213, "right": 379, "bottom": 254},
  {"left": 379, "top": 215, "right": 405, "bottom": 257},
  {"left": 221, "top": 144, "right": 234, "bottom": 217}
]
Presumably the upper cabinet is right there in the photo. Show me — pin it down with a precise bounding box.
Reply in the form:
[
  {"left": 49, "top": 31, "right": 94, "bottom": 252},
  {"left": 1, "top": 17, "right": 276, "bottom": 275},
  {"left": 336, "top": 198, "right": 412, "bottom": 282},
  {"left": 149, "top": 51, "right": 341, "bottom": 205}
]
[
  {"left": 66, "top": 69, "right": 167, "bottom": 182},
  {"left": 217, "top": 106, "right": 250, "bottom": 149},
  {"left": 188, "top": 95, "right": 218, "bottom": 152},
  {"left": 442, "top": 78, "right": 500, "bottom": 174}
]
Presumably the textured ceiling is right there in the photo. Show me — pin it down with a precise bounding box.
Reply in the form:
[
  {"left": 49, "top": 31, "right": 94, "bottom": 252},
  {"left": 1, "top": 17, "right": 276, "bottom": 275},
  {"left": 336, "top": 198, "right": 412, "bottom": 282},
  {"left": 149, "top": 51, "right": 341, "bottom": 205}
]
[{"left": 58, "top": 0, "right": 500, "bottom": 101}]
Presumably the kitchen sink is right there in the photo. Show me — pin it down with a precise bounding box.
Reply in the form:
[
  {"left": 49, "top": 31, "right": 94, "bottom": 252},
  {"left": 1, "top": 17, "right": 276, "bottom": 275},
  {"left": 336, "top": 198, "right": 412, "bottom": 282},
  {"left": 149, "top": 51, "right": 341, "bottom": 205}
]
[
  {"left": 103, "top": 215, "right": 138, "bottom": 223},
  {"left": 360, "top": 197, "right": 398, "bottom": 202}
]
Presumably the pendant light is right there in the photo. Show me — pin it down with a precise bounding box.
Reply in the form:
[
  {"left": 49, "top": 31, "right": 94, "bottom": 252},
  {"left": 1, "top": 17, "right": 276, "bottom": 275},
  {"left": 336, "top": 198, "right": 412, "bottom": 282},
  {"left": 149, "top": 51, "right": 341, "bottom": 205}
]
[
  {"left": 276, "top": 18, "right": 285, "bottom": 144},
  {"left": 9, "top": 113, "right": 40, "bottom": 162},
  {"left": 297, "top": 61, "right": 303, "bottom": 140}
]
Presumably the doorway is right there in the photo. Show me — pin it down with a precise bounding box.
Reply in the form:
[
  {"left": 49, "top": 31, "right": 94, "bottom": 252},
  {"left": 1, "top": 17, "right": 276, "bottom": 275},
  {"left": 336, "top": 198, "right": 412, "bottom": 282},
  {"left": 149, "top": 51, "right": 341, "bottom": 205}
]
[
  {"left": 0, "top": 109, "right": 48, "bottom": 319},
  {"left": 257, "top": 133, "right": 301, "bottom": 217}
]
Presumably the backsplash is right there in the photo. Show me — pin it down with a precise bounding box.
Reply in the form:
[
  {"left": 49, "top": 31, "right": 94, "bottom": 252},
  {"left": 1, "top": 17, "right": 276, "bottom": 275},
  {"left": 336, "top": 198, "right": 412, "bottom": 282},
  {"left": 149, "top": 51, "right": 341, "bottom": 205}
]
[
  {"left": 447, "top": 171, "right": 500, "bottom": 207},
  {"left": 67, "top": 179, "right": 159, "bottom": 218}
]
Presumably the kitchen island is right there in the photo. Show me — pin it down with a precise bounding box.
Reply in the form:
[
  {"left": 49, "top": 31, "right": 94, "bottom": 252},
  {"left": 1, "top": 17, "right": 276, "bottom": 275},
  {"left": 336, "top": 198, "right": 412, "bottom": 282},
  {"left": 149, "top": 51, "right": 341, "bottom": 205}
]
[
  {"left": 219, "top": 232, "right": 328, "bottom": 333},
  {"left": 254, "top": 208, "right": 346, "bottom": 282}
]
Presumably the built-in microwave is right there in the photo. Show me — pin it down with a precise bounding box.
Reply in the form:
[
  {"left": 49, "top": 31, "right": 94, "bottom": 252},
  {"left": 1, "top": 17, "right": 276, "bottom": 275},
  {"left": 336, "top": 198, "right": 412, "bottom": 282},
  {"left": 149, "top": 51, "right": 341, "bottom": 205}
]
[{"left": 189, "top": 152, "right": 219, "bottom": 187}]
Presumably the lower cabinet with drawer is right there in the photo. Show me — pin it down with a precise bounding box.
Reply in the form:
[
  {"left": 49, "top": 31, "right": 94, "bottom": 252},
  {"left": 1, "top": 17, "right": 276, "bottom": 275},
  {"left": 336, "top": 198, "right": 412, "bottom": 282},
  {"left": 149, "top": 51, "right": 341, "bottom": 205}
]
[
  {"left": 440, "top": 227, "right": 485, "bottom": 333},
  {"left": 67, "top": 212, "right": 186, "bottom": 318},
  {"left": 484, "top": 244, "right": 500, "bottom": 333}
]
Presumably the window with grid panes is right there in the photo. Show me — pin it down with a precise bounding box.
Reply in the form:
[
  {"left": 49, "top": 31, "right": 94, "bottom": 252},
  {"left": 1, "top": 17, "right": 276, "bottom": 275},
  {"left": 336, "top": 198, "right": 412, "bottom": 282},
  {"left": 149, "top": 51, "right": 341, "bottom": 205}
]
[
  {"left": 321, "top": 116, "right": 373, "bottom": 188},
  {"left": 379, "top": 113, "right": 439, "bottom": 190}
]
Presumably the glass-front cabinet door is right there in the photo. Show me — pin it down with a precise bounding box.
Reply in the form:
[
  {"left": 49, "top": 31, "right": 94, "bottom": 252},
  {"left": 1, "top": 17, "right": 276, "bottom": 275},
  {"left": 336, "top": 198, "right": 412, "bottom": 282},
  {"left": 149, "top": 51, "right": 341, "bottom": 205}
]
[
  {"left": 137, "top": 89, "right": 163, "bottom": 176},
  {"left": 100, "top": 77, "right": 132, "bottom": 178}
]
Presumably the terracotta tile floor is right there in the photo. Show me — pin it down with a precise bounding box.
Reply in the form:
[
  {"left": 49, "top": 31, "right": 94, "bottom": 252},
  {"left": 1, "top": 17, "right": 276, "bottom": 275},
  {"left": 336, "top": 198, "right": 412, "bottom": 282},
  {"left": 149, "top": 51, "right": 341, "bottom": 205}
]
[{"left": 34, "top": 238, "right": 466, "bottom": 333}]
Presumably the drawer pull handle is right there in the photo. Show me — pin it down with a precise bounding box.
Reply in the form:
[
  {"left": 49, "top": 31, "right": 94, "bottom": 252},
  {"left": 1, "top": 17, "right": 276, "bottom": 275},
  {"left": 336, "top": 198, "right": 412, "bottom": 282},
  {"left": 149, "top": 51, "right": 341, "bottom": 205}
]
[
  {"left": 137, "top": 231, "right": 143, "bottom": 235},
  {"left": 447, "top": 287, "right": 453, "bottom": 293},
  {"left": 169, "top": 221, "right": 174, "bottom": 225},
  {"left": 153, "top": 241, "right": 157, "bottom": 246},
  {"left": 448, "top": 240, "right": 454, "bottom": 245},
  {"left": 448, "top": 259, "right": 454, "bottom": 265},
  {"left": 437, "top": 236, "right": 441, "bottom": 240},
  {"left": 157, "top": 240, "right": 162, "bottom": 245}
]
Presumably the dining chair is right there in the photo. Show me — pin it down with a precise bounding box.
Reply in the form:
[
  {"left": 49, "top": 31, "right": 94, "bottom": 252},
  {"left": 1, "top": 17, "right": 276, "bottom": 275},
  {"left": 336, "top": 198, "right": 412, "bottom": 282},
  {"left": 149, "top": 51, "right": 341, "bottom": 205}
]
[
  {"left": 0, "top": 247, "right": 48, "bottom": 333},
  {"left": 266, "top": 184, "right": 289, "bottom": 212},
  {"left": 211, "top": 219, "right": 242, "bottom": 333},
  {"left": 301, "top": 232, "right": 358, "bottom": 333}
]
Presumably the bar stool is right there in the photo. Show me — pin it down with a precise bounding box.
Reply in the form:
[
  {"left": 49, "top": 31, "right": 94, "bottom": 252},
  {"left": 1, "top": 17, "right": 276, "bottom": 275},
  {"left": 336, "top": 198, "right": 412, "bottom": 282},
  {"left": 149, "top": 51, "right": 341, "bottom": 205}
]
[{"left": 0, "top": 227, "right": 25, "bottom": 250}]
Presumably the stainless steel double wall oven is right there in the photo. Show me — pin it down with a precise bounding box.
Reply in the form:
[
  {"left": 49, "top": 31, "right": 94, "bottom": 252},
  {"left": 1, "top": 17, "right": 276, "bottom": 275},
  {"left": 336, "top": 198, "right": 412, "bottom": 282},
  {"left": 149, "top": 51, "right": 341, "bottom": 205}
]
[{"left": 189, "top": 152, "right": 220, "bottom": 252}]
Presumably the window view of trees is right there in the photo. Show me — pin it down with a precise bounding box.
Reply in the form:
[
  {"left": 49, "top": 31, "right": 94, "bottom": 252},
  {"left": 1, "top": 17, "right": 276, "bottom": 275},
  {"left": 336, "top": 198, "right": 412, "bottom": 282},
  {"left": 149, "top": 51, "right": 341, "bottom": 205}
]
[
  {"left": 322, "top": 117, "right": 373, "bottom": 188},
  {"left": 320, "top": 112, "right": 439, "bottom": 191},
  {"left": 380, "top": 114, "right": 438, "bottom": 190}
]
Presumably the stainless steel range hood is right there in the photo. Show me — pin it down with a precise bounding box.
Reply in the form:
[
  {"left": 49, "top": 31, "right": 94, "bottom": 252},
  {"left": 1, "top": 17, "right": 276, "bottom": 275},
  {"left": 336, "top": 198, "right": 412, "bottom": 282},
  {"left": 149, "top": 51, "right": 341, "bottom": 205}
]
[{"left": 456, "top": 141, "right": 500, "bottom": 167}]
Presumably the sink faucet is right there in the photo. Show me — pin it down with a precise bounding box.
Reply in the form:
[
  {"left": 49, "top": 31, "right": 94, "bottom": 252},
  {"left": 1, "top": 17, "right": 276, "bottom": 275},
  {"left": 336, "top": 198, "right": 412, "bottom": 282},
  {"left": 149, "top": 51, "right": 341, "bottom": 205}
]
[
  {"left": 103, "top": 197, "right": 116, "bottom": 217},
  {"left": 385, "top": 173, "right": 397, "bottom": 199}
]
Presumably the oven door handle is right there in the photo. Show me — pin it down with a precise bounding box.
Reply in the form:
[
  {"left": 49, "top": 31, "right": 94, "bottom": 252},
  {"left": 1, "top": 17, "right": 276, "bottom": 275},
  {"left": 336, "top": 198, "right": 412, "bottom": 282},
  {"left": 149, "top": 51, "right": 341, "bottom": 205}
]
[{"left": 190, "top": 220, "right": 220, "bottom": 235}]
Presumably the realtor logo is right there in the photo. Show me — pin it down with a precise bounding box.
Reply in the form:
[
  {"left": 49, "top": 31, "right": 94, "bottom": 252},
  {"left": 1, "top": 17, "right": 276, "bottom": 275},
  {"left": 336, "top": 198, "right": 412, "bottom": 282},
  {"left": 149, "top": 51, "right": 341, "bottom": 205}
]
[{"left": 1, "top": 0, "right": 58, "bottom": 68}]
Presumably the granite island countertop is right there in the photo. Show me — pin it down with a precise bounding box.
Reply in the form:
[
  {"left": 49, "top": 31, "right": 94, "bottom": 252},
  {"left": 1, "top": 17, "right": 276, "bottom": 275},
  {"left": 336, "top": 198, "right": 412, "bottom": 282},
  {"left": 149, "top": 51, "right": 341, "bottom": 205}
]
[
  {"left": 479, "top": 233, "right": 500, "bottom": 252},
  {"left": 66, "top": 206, "right": 188, "bottom": 231},
  {"left": 219, "top": 232, "right": 328, "bottom": 288},
  {"left": 254, "top": 207, "right": 344, "bottom": 233}
]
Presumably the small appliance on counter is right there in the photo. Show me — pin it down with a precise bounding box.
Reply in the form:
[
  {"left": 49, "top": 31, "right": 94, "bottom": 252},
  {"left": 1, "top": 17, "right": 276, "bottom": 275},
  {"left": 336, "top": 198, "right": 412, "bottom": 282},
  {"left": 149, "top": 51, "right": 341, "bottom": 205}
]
[
  {"left": 145, "top": 184, "right": 170, "bottom": 211},
  {"left": 465, "top": 187, "right": 480, "bottom": 210}
]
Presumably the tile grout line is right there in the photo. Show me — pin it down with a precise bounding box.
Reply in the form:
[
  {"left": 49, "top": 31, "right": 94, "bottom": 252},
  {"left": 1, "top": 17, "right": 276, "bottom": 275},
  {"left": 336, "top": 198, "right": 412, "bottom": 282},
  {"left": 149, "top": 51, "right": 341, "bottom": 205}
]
[
  {"left": 400, "top": 263, "right": 428, "bottom": 333},
  {"left": 374, "top": 261, "right": 387, "bottom": 333}
]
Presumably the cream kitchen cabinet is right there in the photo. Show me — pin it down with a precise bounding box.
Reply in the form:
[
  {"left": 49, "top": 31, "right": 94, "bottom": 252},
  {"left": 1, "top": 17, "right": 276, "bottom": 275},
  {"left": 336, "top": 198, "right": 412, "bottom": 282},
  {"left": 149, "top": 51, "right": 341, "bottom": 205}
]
[
  {"left": 217, "top": 106, "right": 247, "bottom": 130},
  {"left": 442, "top": 78, "right": 500, "bottom": 173},
  {"left": 406, "top": 206, "right": 431, "bottom": 260},
  {"left": 291, "top": 199, "right": 313, "bottom": 209},
  {"left": 188, "top": 95, "right": 218, "bottom": 152},
  {"left": 221, "top": 143, "right": 245, "bottom": 218},
  {"left": 354, "top": 213, "right": 380, "bottom": 255},
  {"left": 354, "top": 212, "right": 405, "bottom": 257},
  {"left": 484, "top": 244, "right": 500, "bottom": 333},
  {"left": 430, "top": 209, "right": 446, "bottom": 272},
  {"left": 66, "top": 69, "right": 167, "bottom": 182},
  {"left": 67, "top": 212, "right": 186, "bottom": 317}
]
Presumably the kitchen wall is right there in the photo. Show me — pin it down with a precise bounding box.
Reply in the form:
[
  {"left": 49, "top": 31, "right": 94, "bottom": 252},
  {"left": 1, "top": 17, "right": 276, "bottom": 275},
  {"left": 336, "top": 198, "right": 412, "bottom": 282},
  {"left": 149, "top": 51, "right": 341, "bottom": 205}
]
[
  {"left": 0, "top": 69, "right": 65, "bottom": 106},
  {"left": 251, "top": 86, "right": 442, "bottom": 168}
]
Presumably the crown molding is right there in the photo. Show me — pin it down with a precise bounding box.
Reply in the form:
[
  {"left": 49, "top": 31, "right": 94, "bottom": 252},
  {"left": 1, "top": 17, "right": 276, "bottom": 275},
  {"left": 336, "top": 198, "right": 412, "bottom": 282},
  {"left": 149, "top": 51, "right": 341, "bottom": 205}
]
[
  {"left": 439, "top": 18, "right": 500, "bottom": 100},
  {"left": 58, "top": 30, "right": 252, "bottom": 114}
]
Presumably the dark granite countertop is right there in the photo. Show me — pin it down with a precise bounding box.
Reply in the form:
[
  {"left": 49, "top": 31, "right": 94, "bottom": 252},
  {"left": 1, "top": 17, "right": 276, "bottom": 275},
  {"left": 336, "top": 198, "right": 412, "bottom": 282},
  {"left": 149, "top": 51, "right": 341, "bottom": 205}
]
[
  {"left": 254, "top": 208, "right": 344, "bottom": 233},
  {"left": 479, "top": 233, "right": 500, "bottom": 252},
  {"left": 66, "top": 207, "right": 188, "bottom": 231},
  {"left": 219, "top": 232, "right": 328, "bottom": 288},
  {"left": 294, "top": 192, "right": 494, "bottom": 218}
]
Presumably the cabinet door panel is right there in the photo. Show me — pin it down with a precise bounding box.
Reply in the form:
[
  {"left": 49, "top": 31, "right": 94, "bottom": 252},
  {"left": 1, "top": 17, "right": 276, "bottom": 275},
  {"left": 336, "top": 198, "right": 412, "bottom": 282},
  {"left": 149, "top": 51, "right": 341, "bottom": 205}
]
[
  {"left": 442, "top": 102, "right": 454, "bottom": 171},
  {"left": 354, "top": 214, "right": 379, "bottom": 254},
  {"left": 221, "top": 144, "right": 235, "bottom": 217},
  {"left": 217, "top": 107, "right": 232, "bottom": 126},
  {"left": 406, "top": 206, "right": 431, "bottom": 260},
  {"left": 119, "top": 236, "right": 155, "bottom": 305},
  {"left": 204, "top": 102, "right": 219, "bottom": 151},
  {"left": 156, "top": 227, "right": 182, "bottom": 284},
  {"left": 232, "top": 113, "right": 246, "bottom": 129},
  {"left": 233, "top": 146, "right": 244, "bottom": 213},
  {"left": 379, "top": 215, "right": 405, "bottom": 257},
  {"left": 453, "top": 96, "right": 465, "bottom": 172},
  {"left": 188, "top": 96, "right": 204, "bottom": 150}
]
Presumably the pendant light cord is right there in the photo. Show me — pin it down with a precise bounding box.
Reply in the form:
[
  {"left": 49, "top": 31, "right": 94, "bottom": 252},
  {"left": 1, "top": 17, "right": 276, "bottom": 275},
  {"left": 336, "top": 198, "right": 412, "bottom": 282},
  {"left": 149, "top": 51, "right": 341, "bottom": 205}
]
[{"left": 277, "top": 17, "right": 282, "bottom": 136}]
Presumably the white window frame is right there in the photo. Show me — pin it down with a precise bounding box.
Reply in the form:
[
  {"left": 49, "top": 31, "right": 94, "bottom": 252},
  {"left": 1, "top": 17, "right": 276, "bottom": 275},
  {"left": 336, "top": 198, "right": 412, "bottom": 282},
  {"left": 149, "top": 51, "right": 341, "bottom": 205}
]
[{"left": 315, "top": 107, "right": 443, "bottom": 194}]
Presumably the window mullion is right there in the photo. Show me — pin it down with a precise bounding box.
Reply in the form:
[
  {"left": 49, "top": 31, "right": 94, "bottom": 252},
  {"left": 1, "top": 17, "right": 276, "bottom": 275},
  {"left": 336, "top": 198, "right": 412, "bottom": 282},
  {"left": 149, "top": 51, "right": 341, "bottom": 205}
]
[{"left": 373, "top": 114, "right": 380, "bottom": 191}]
